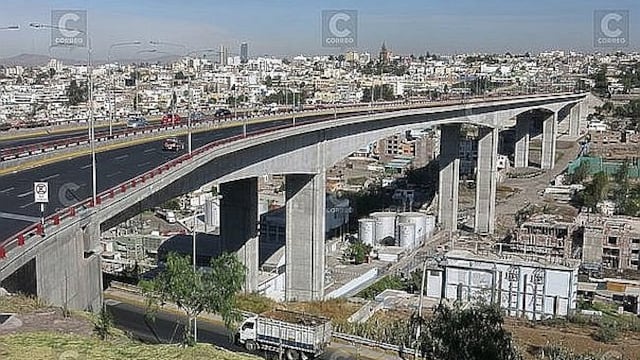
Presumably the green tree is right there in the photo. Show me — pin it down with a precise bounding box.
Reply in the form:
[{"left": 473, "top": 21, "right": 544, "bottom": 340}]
[
  {"left": 140, "top": 252, "right": 246, "bottom": 345},
  {"left": 93, "top": 305, "right": 114, "bottom": 340},
  {"left": 67, "top": 79, "right": 88, "bottom": 106},
  {"left": 580, "top": 171, "right": 610, "bottom": 210},
  {"left": 613, "top": 160, "right": 630, "bottom": 214},
  {"left": 567, "top": 161, "right": 590, "bottom": 184},
  {"left": 361, "top": 84, "right": 395, "bottom": 102},
  {"left": 346, "top": 239, "right": 372, "bottom": 265},
  {"left": 417, "top": 302, "right": 521, "bottom": 360}
]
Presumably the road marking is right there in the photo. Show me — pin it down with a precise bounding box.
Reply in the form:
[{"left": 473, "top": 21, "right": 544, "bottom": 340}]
[
  {"left": 144, "top": 148, "right": 155, "bottom": 153},
  {"left": 0, "top": 211, "right": 40, "bottom": 222},
  {"left": 40, "top": 173, "right": 60, "bottom": 181},
  {"left": 81, "top": 163, "right": 91, "bottom": 169},
  {"left": 17, "top": 190, "right": 33, "bottom": 198},
  {"left": 137, "top": 161, "right": 151, "bottom": 168},
  {"left": 0, "top": 187, "right": 15, "bottom": 194},
  {"left": 115, "top": 154, "right": 129, "bottom": 160},
  {"left": 106, "top": 171, "right": 122, "bottom": 178},
  {"left": 19, "top": 201, "right": 35, "bottom": 209}
]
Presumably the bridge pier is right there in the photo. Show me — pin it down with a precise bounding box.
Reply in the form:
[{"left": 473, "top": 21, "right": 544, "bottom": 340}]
[
  {"left": 514, "top": 115, "right": 530, "bottom": 168},
  {"left": 569, "top": 103, "right": 581, "bottom": 138},
  {"left": 220, "top": 178, "right": 259, "bottom": 293},
  {"left": 474, "top": 127, "right": 499, "bottom": 234},
  {"left": 285, "top": 173, "right": 325, "bottom": 302},
  {"left": 438, "top": 124, "right": 460, "bottom": 233},
  {"left": 541, "top": 112, "right": 558, "bottom": 170}
]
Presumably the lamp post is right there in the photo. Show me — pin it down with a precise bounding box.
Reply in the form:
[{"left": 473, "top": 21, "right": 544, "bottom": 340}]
[
  {"left": 185, "top": 49, "right": 216, "bottom": 154},
  {"left": 30, "top": 21, "right": 97, "bottom": 206},
  {"left": 108, "top": 41, "right": 142, "bottom": 137}
]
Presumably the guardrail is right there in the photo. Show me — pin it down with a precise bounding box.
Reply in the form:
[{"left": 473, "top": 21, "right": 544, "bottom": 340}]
[{"left": 0, "top": 93, "right": 580, "bottom": 261}]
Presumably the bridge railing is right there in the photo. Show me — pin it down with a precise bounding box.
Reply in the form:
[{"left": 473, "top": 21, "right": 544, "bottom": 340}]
[{"left": 0, "top": 93, "right": 579, "bottom": 260}]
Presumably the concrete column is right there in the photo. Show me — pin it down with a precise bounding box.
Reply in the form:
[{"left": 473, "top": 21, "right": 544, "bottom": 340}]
[
  {"left": 438, "top": 124, "right": 460, "bottom": 232},
  {"left": 220, "top": 178, "right": 259, "bottom": 293},
  {"left": 285, "top": 173, "right": 326, "bottom": 302},
  {"left": 541, "top": 112, "right": 558, "bottom": 170},
  {"left": 514, "top": 115, "right": 530, "bottom": 168},
  {"left": 569, "top": 103, "right": 580, "bottom": 137},
  {"left": 474, "top": 127, "right": 499, "bottom": 234}
]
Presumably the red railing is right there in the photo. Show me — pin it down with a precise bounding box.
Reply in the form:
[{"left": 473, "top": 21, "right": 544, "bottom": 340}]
[{"left": 0, "top": 93, "right": 583, "bottom": 260}]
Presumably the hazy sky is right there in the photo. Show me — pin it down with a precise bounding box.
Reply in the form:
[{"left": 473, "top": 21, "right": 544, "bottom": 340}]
[{"left": 0, "top": 0, "right": 638, "bottom": 60}]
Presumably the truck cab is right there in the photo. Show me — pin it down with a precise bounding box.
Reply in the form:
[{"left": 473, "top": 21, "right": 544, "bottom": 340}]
[{"left": 235, "top": 317, "right": 258, "bottom": 351}]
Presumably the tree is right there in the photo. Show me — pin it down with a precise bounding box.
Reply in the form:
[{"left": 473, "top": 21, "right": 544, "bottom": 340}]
[
  {"left": 361, "top": 84, "right": 395, "bottom": 102},
  {"left": 613, "top": 160, "right": 630, "bottom": 214},
  {"left": 567, "top": 161, "right": 590, "bottom": 184},
  {"left": 140, "top": 252, "right": 246, "bottom": 345},
  {"left": 93, "top": 305, "right": 114, "bottom": 340},
  {"left": 580, "top": 171, "right": 609, "bottom": 210},
  {"left": 346, "top": 239, "right": 372, "bottom": 265},
  {"left": 67, "top": 79, "right": 88, "bottom": 106},
  {"left": 417, "top": 302, "right": 521, "bottom": 360}
]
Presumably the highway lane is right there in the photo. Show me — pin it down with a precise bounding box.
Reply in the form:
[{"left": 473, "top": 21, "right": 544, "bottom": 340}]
[
  {"left": 105, "top": 299, "right": 385, "bottom": 359},
  {"left": 0, "top": 111, "right": 364, "bottom": 240}
]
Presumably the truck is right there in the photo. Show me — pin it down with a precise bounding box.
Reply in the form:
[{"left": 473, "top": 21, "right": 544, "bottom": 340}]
[
  {"left": 235, "top": 309, "right": 332, "bottom": 360},
  {"left": 155, "top": 209, "right": 176, "bottom": 224}
]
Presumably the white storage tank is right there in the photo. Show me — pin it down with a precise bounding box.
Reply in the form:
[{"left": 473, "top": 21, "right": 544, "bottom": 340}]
[
  {"left": 358, "top": 218, "right": 376, "bottom": 247},
  {"left": 370, "top": 212, "right": 396, "bottom": 245},
  {"left": 398, "top": 222, "right": 416, "bottom": 249},
  {"left": 425, "top": 215, "right": 436, "bottom": 239},
  {"left": 398, "top": 212, "right": 426, "bottom": 246}
]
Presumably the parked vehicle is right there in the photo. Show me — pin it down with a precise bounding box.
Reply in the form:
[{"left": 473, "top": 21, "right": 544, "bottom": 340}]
[
  {"left": 214, "top": 108, "right": 232, "bottom": 117},
  {"left": 162, "top": 113, "right": 182, "bottom": 125},
  {"left": 235, "top": 309, "right": 332, "bottom": 359},
  {"left": 162, "top": 137, "right": 185, "bottom": 151},
  {"left": 155, "top": 209, "right": 176, "bottom": 223},
  {"left": 127, "top": 117, "right": 148, "bottom": 128}
]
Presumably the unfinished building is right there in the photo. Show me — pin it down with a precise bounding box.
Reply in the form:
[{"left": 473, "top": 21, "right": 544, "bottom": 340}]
[
  {"left": 507, "top": 215, "right": 577, "bottom": 261},
  {"left": 578, "top": 213, "right": 640, "bottom": 270}
]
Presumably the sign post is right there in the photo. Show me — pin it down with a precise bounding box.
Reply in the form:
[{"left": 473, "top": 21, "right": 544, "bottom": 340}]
[{"left": 34, "top": 182, "right": 49, "bottom": 226}]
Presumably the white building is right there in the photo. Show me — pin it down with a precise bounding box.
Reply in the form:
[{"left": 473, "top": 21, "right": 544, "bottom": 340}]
[{"left": 426, "top": 250, "right": 580, "bottom": 320}]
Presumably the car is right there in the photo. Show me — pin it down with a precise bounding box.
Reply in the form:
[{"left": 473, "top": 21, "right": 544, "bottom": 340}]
[
  {"left": 127, "top": 117, "right": 148, "bottom": 128},
  {"left": 162, "top": 137, "right": 185, "bottom": 151},
  {"left": 189, "top": 111, "right": 206, "bottom": 121},
  {"left": 214, "top": 108, "right": 232, "bottom": 117},
  {"left": 162, "top": 113, "right": 182, "bottom": 126}
]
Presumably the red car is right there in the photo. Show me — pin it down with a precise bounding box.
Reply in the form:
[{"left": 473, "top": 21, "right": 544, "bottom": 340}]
[{"left": 161, "top": 113, "right": 182, "bottom": 126}]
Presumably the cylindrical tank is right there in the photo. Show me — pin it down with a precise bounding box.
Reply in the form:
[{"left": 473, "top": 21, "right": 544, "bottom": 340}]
[
  {"left": 398, "top": 212, "right": 427, "bottom": 247},
  {"left": 358, "top": 218, "right": 376, "bottom": 247},
  {"left": 370, "top": 212, "right": 396, "bottom": 244},
  {"left": 398, "top": 222, "right": 416, "bottom": 249},
  {"left": 424, "top": 215, "right": 436, "bottom": 239}
]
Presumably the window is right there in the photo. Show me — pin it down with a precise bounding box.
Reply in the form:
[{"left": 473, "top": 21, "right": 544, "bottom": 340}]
[
  {"left": 608, "top": 236, "right": 618, "bottom": 245},
  {"left": 632, "top": 238, "right": 640, "bottom": 244},
  {"left": 242, "top": 322, "right": 254, "bottom": 330}
]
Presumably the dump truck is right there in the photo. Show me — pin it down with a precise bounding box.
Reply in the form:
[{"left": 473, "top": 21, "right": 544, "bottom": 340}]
[{"left": 235, "top": 309, "right": 332, "bottom": 359}]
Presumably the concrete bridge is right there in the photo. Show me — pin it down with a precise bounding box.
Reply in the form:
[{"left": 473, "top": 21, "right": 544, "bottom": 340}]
[{"left": 0, "top": 93, "right": 590, "bottom": 311}]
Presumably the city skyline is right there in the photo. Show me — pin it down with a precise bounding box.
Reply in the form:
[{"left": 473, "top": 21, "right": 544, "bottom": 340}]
[{"left": 0, "top": 0, "right": 638, "bottom": 61}]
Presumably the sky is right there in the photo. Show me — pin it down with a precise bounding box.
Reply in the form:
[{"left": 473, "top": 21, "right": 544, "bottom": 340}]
[{"left": 0, "top": 0, "right": 639, "bottom": 60}]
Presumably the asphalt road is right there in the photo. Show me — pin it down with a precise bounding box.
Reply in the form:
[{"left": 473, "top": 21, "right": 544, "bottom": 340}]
[
  {"left": 105, "top": 299, "right": 388, "bottom": 359},
  {"left": 0, "top": 111, "right": 363, "bottom": 241}
]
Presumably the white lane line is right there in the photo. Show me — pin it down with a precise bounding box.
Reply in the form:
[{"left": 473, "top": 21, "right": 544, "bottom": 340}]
[
  {"left": 144, "top": 148, "right": 155, "bottom": 153},
  {"left": 0, "top": 187, "right": 15, "bottom": 194},
  {"left": 81, "top": 164, "right": 92, "bottom": 169},
  {"left": 106, "top": 171, "right": 122, "bottom": 178},
  {"left": 40, "top": 173, "right": 60, "bottom": 181},
  {"left": 137, "top": 161, "right": 151, "bottom": 168},
  {"left": 17, "top": 190, "right": 33, "bottom": 198},
  {"left": 19, "top": 201, "right": 35, "bottom": 209},
  {"left": 0, "top": 211, "right": 40, "bottom": 222},
  {"left": 115, "top": 154, "right": 129, "bottom": 160}
]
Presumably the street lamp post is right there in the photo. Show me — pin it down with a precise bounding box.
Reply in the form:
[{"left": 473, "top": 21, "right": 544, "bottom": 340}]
[
  {"left": 108, "top": 41, "right": 142, "bottom": 137},
  {"left": 30, "top": 22, "right": 97, "bottom": 206}
]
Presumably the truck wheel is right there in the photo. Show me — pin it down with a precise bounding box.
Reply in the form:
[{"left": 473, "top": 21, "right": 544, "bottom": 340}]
[
  {"left": 300, "top": 352, "right": 314, "bottom": 360},
  {"left": 285, "top": 349, "right": 300, "bottom": 360},
  {"left": 244, "top": 340, "right": 257, "bottom": 352}
]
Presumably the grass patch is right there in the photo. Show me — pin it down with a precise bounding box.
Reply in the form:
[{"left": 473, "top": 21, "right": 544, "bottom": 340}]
[
  {"left": 235, "top": 293, "right": 277, "bottom": 314},
  {"left": 287, "top": 299, "right": 360, "bottom": 323},
  {"left": 0, "top": 332, "right": 258, "bottom": 360},
  {"left": 356, "top": 275, "right": 405, "bottom": 300},
  {"left": 0, "top": 294, "right": 48, "bottom": 314}
]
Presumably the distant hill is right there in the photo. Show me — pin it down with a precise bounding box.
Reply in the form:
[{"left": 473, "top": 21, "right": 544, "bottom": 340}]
[{"left": 0, "top": 53, "right": 181, "bottom": 67}]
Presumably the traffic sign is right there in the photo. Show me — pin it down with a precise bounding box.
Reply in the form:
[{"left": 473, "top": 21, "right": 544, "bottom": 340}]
[{"left": 34, "top": 182, "right": 49, "bottom": 203}]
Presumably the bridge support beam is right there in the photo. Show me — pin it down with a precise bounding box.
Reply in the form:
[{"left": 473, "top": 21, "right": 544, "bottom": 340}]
[
  {"left": 474, "top": 127, "right": 498, "bottom": 234},
  {"left": 438, "top": 124, "right": 460, "bottom": 233},
  {"left": 514, "top": 115, "right": 530, "bottom": 168},
  {"left": 285, "top": 173, "right": 325, "bottom": 302},
  {"left": 220, "top": 178, "right": 259, "bottom": 293},
  {"left": 569, "top": 103, "right": 581, "bottom": 138},
  {"left": 541, "top": 112, "right": 558, "bottom": 170}
]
